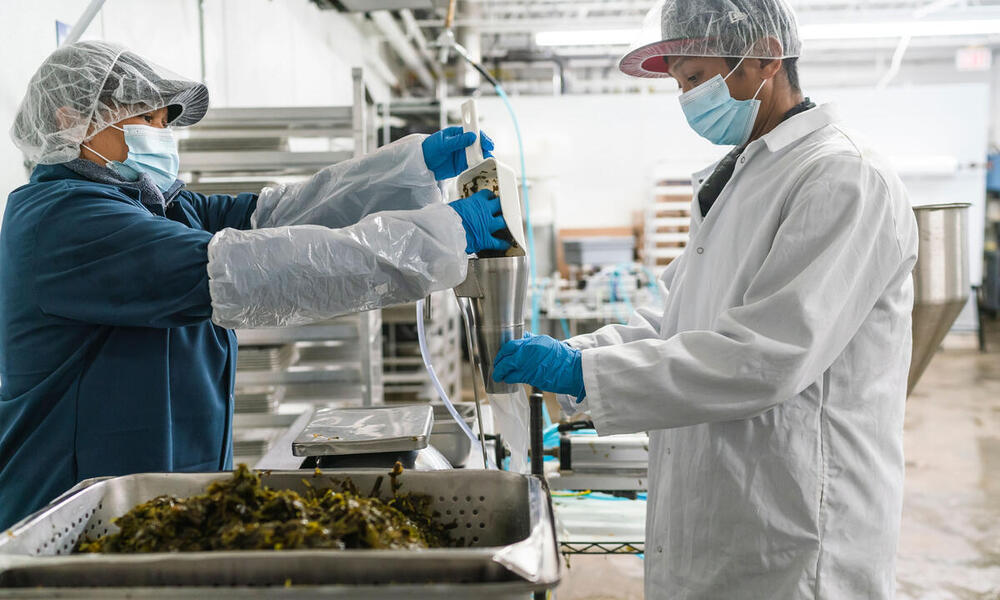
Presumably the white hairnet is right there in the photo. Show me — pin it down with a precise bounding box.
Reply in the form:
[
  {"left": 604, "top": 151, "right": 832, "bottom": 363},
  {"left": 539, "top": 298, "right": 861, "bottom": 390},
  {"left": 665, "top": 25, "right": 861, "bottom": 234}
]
[
  {"left": 619, "top": 0, "right": 801, "bottom": 78},
  {"left": 11, "top": 40, "right": 209, "bottom": 165}
]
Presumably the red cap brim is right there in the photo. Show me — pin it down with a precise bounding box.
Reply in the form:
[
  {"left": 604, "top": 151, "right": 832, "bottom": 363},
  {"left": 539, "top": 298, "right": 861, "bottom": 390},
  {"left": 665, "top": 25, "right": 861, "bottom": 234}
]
[{"left": 618, "top": 38, "right": 711, "bottom": 78}]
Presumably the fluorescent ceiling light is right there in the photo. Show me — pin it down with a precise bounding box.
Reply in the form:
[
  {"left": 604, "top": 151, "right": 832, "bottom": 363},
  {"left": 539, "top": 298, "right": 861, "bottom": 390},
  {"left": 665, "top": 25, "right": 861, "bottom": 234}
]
[
  {"left": 535, "top": 29, "right": 638, "bottom": 47},
  {"left": 334, "top": 0, "right": 432, "bottom": 10},
  {"left": 534, "top": 19, "right": 1000, "bottom": 48},
  {"left": 799, "top": 19, "right": 1000, "bottom": 40}
]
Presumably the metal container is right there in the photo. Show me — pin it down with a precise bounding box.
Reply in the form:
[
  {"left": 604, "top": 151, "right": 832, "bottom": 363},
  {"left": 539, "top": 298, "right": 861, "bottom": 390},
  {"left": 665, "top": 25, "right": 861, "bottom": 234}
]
[
  {"left": 292, "top": 405, "right": 433, "bottom": 457},
  {"left": 0, "top": 470, "right": 560, "bottom": 593},
  {"left": 430, "top": 403, "right": 478, "bottom": 467},
  {"left": 909, "top": 203, "right": 970, "bottom": 393},
  {"left": 454, "top": 256, "right": 528, "bottom": 394}
]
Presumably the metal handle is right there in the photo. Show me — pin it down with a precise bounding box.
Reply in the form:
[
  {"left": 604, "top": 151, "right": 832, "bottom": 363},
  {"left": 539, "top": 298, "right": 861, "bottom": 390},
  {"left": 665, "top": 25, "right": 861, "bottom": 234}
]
[
  {"left": 461, "top": 99, "right": 485, "bottom": 168},
  {"left": 557, "top": 420, "right": 595, "bottom": 432}
]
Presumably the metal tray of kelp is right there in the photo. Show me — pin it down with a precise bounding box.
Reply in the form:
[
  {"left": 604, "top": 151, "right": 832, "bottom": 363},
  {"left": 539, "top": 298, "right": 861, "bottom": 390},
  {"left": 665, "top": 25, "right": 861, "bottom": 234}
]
[{"left": 0, "top": 470, "right": 560, "bottom": 596}]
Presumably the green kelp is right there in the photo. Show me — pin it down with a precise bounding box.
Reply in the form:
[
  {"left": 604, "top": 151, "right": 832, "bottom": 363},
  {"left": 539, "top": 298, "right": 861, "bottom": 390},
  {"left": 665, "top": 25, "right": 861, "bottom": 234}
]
[{"left": 76, "top": 462, "right": 455, "bottom": 553}]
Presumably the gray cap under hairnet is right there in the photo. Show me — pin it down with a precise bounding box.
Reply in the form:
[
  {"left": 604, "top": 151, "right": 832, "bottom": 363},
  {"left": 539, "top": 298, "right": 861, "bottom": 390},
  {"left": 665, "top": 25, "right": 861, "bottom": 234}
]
[
  {"left": 619, "top": 0, "right": 801, "bottom": 78},
  {"left": 10, "top": 40, "right": 209, "bottom": 165}
]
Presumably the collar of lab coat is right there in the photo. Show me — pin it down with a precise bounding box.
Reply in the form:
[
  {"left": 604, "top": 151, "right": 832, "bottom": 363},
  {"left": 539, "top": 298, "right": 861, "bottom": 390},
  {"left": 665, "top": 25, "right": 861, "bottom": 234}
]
[
  {"left": 759, "top": 102, "right": 838, "bottom": 153},
  {"left": 689, "top": 103, "right": 839, "bottom": 223},
  {"left": 691, "top": 103, "right": 839, "bottom": 184}
]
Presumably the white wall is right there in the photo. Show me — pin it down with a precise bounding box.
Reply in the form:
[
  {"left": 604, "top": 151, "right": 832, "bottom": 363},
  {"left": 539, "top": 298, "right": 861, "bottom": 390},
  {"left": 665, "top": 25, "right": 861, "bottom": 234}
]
[
  {"left": 463, "top": 93, "right": 722, "bottom": 230},
  {"left": 200, "top": 0, "right": 388, "bottom": 108},
  {"left": 0, "top": 0, "right": 390, "bottom": 214}
]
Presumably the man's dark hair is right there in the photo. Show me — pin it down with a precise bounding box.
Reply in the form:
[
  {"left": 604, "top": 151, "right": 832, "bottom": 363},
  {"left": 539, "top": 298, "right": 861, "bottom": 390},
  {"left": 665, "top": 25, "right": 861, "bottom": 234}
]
[{"left": 724, "top": 56, "right": 800, "bottom": 91}]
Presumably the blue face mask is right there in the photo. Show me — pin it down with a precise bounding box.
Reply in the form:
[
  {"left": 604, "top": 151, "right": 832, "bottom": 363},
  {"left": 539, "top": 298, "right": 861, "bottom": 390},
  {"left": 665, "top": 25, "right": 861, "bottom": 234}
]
[
  {"left": 84, "top": 124, "right": 180, "bottom": 192},
  {"left": 678, "top": 59, "right": 768, "bottom": 146}
]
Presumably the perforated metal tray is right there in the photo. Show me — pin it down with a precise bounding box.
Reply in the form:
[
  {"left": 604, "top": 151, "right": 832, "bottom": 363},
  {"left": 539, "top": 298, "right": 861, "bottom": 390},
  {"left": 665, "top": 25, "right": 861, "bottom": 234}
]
[{"left": 0, "top": 469, "right": 560, "bottom": 592}]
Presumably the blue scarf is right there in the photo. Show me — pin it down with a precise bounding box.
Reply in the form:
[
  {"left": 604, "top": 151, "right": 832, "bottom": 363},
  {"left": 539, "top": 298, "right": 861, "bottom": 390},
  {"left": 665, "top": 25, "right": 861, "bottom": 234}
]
[{"left": 62, "top": 158, "right": 185, "bottom": 208}]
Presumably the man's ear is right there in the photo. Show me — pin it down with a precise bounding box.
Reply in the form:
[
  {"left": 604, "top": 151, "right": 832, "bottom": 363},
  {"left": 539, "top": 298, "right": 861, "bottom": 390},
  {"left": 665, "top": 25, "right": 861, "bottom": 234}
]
[{"left": 751, "top": 37, "right": 784, "bottom": 79}]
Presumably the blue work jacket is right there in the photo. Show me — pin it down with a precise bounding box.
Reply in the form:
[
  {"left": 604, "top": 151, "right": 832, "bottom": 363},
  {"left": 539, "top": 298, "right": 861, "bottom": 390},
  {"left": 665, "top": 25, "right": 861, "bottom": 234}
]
[{"left": 0, "top": 164, "right": 257, "bottom": 530}]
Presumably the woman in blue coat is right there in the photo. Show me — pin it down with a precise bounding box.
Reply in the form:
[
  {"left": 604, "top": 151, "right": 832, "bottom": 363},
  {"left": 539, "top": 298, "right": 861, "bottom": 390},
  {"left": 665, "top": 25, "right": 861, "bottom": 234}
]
[{"left": 0, "top": 41, "right": 509, "bottom": 530}]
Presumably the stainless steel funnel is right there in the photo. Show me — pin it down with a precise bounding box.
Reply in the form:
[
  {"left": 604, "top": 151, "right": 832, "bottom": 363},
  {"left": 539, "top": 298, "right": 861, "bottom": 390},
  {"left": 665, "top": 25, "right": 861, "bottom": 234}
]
[
  {"left": 909, "top": 203, "right": 970, "bottom": 394},
  {"left": 455, "top": 256, "right": 528, "bottom": 394}
]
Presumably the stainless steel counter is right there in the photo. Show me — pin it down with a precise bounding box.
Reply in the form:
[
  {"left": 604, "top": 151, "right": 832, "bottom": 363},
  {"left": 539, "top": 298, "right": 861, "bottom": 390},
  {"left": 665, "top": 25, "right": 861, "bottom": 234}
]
[{"left": 253, "top": 407, "right": 317, "bottom": 470}]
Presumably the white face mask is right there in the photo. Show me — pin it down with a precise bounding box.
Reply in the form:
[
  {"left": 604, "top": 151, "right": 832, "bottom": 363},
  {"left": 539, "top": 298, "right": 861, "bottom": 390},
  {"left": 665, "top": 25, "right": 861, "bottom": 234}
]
[{"left": 83, "top": 123, "right": 180, "bottom": 191}]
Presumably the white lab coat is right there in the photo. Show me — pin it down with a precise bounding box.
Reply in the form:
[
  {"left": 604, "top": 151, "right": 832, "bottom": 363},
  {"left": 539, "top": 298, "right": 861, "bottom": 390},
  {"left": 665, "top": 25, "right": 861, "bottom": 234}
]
[{"left": 565, "top": 104, "right": 918, "bottom": 599}]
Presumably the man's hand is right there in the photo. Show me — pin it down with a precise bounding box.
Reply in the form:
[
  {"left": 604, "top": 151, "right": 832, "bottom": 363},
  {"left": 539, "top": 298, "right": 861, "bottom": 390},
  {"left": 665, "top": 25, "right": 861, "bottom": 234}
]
[
  {"left": 422, "top": 126, "right": 494, "bottom": 181},
  {"left": 492, "top": 333, "right": 586, "bottom": 399}
]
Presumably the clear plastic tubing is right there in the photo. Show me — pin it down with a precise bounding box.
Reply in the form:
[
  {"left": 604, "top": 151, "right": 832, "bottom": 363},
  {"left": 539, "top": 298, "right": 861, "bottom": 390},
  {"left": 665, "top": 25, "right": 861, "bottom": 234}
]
[{"left": 415, "top": 298, "right": 493, "bottom": 468}]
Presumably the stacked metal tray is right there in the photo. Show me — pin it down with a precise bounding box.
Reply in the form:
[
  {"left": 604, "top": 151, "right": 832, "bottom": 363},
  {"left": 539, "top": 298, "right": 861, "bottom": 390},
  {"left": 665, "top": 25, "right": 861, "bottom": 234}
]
[
  {"left": 0, "top": 469, "right": 560, "bottom": 596},
  {"left": 235, "top": 344, "right": 297, "bottom": 371},
  {"left": 232, "top": 428, "right": 282, "bottom": 458},
  {"left": 233, "top": 385, "right": 284, "bottom": 414},
  {"left": 382, "top": 291, "right": 463, "bottom": 404}
]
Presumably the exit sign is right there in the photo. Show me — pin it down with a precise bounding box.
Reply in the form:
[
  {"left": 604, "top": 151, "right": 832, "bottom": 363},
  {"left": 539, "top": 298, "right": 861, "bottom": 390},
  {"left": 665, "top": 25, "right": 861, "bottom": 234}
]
[{"left": 955, "top": 46, "right": 992, "bottom": 71}]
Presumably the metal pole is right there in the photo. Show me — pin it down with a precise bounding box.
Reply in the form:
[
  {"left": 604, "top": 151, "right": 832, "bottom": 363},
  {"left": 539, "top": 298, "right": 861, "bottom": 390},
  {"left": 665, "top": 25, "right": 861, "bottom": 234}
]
[
  {"left": 369, "top": 11, "right": 437, "bottom": 91},
  {"left": 352, "top": 68, "right": 367, "bottom": 157},
  {"left": 61, "top": 0, "right": 107, "bottom": 46},
  {"left": 529, "top": 387, "right": 544, "bottom": 477},
  {"left": 381, "top": 97, "right": 391, "bottom": 146},
  {"left": 197, "top": 0, "right": 207, "bottom": 84},
  {"left": 443, "top": 0, "right": 457, "bottom": 29},
  {"left": 530, "top": 385, "right": 546, "bottom": 600}
]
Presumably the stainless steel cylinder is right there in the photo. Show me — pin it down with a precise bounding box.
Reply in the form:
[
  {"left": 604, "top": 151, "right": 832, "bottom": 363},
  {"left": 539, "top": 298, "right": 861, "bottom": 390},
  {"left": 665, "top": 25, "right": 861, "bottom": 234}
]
[
  {"left": 455, "top": 255, "right": 528, "bottom": 394},
  {"left": 909, "top": 203, "right": 970, "bottom": 394}
]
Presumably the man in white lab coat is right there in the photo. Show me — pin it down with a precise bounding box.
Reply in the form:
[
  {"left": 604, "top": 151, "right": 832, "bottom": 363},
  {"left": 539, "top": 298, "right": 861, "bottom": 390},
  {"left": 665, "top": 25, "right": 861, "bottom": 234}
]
[{"left": 491, "top": 1, "right": 919, "bottom": 598}]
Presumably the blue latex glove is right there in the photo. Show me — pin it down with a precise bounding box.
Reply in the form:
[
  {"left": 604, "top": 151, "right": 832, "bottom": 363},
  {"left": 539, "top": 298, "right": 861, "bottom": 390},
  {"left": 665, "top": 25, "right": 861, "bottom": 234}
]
[
  {"left": 448, "top": 190, "right": 511, "bottom": 254},
  {"left": 422, "top": 126, "right": 495, "bottom": 181},
  {"left": 492, "top": 333, "right": 586, "bottom": 399}
]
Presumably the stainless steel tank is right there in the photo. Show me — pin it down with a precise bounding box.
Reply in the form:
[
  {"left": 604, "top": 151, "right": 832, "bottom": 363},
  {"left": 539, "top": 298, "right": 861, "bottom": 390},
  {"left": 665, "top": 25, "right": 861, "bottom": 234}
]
[
  {"left": 909, "top": 203, "right": 970, "bottom": 394},
  {"left": 454, "top": 255, "right": 528, "bottom": 394}
]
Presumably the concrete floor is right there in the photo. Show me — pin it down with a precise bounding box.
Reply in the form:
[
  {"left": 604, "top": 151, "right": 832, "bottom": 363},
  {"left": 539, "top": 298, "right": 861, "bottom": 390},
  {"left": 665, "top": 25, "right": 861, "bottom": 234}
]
[
  {"left": 897, "top": 339, "right": 1000, "bottom": 599},
  {"left": 554, "top": 331, "right": 1000, "bottom": 599}
]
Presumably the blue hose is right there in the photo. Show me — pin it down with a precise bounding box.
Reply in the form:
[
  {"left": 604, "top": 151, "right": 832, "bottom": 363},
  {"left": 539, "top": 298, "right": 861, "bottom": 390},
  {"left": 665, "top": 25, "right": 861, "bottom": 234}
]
[
  {"left": 494, "top": 84, "right": 539, "bottom": 334},
  {"left": 620, "top": 264, "right": 634, "bottom": 323},
  {"left": 641, "top": 265, "right": 663, "bottom": 302}
]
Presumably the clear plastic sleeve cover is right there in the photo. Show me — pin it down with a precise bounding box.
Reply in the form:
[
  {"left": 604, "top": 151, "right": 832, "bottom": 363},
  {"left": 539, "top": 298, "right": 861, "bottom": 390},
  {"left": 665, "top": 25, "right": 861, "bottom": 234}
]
[
  {"left": 207, "top": 203, "right": 467, "bottom": 329},
  {"left": 252, "top": 135, "right": 441, "bottom": 230},
  {"left": 208, "top": 134, "right": 469, "bottom": 329}
]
